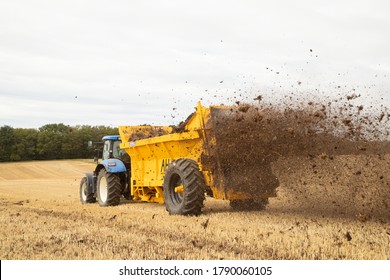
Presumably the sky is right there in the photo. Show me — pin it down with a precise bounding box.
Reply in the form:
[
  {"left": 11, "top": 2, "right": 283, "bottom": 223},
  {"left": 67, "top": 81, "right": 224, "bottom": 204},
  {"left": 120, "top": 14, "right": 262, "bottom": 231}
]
[{"left": 0, "top": 0, "right": 389, "bottom": 128}]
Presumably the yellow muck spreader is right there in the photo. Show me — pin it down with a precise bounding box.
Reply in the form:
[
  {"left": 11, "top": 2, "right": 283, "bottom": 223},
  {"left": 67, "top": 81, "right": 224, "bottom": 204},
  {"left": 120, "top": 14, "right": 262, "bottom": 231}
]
[{"left": 80, "top": 102, "right": 278, "bottom": 215}]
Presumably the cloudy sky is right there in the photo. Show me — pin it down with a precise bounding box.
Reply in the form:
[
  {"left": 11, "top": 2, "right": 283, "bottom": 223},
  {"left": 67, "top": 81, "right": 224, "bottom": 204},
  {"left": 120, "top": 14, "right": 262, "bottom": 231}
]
[{"left": 1, "top": 0, "right": 389, "bottom": 128}]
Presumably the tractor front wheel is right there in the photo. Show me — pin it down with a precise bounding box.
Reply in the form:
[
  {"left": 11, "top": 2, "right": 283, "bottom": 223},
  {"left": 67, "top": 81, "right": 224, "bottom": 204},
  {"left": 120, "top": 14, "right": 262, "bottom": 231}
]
[
  {"left": 97, "top": 169, "right": 122, "bottom": 206},
  {"left": 163, "top": 159, "right": 205, "bottom": 215},
  {"left": 79, "top": 177, "right": 96, "bottom": 204}
]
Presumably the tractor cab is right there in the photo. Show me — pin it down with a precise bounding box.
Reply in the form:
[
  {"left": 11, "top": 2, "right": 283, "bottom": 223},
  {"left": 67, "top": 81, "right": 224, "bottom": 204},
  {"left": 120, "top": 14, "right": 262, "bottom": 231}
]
[
  {"left": 100, "top": 135, "right": 130, "bottom": 169},
  {"left": 101, "top": 135, "right": 128, "bottom": 161}
]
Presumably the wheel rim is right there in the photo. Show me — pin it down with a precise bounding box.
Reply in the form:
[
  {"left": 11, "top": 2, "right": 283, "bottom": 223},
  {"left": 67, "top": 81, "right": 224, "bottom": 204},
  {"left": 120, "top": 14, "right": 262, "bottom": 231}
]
[
  {"left": 99, "top": 176, "right": 108, "bottom": 203},
  {"left": 81, "top": 181, "right": 87, "bottom": 201},
  {"left": 170, "top": 174, "right": 184, "bottom": 205}
]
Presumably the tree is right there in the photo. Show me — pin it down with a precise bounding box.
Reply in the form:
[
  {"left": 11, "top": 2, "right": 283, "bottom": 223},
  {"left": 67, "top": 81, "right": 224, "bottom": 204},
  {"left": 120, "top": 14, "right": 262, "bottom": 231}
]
[
  {"left": 0, "top": 124, "right": 120, "bottom": 161},
  {"left": 12, "top": 128, "right": 38, "bottom": 161},
  {"left": 0, "top": 126, "right": 15, "bottom": 162}
]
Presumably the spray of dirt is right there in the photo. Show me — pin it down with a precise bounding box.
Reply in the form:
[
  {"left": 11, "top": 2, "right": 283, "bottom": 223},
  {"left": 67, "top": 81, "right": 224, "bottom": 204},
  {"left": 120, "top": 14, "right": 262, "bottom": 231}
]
[{"left": 204, "top": 95, "right": 390, "bottom": 219}]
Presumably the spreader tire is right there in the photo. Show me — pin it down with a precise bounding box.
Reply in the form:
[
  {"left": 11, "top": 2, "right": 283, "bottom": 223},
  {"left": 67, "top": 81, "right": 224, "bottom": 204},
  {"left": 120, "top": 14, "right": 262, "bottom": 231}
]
[{"left": 163, "top": 159, "right": 206, "bottom": 215}]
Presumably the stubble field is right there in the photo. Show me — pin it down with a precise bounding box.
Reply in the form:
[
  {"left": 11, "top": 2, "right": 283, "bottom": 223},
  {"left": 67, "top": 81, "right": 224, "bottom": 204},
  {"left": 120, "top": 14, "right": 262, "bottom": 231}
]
[{"left": 0, "top": 159, "right": 389, "bottom": 260}]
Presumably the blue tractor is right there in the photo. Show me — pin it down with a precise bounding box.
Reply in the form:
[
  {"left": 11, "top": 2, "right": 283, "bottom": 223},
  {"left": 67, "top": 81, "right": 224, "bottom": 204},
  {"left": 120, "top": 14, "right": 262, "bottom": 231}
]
[{"left": 79, "top": 136, "right": 131, "bottom": 206}]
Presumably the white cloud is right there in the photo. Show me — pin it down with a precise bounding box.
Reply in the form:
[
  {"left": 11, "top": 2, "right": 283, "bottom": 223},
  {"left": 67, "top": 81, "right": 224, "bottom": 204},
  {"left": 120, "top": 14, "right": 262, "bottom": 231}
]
[{"left": 0, "top": 0, "right": 389, "bottom": 128}]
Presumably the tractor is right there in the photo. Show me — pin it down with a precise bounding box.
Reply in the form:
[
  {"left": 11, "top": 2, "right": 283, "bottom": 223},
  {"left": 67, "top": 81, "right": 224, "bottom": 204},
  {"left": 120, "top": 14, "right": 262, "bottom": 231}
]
[{"left": 79, "top": 135, "right": 130, "bottom": 206}]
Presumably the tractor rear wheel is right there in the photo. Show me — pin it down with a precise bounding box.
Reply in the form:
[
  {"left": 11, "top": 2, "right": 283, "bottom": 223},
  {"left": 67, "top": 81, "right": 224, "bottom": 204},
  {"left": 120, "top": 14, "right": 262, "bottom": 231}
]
[
  {"left": 163, "top": 159, "right": 205, "bottom": 215},
  {"left": 79, "top": 177, "right": 96, "bottom": 204},
  {"left": 230, "top": 198, "right": 268, "bottom": 211},
  {"left": 97, "top": 169, "right": 122, "bottom": 206}
]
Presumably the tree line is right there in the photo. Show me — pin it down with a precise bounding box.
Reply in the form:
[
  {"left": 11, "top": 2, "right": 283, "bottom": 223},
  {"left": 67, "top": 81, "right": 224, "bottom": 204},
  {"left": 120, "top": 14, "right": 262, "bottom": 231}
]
[{"left": 0, "top": 124, "right": 118, "bottom": 162}]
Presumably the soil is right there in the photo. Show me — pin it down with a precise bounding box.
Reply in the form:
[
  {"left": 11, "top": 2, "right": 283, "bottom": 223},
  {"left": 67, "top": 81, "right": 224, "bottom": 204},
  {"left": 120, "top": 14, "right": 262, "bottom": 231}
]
[{"left": 203, "top": 96, "right": 390, "bottom": 219}]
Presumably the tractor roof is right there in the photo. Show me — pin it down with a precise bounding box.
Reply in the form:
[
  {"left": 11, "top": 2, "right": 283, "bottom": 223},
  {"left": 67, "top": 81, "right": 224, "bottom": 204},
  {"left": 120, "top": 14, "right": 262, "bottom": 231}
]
[{"left": 102, "top": 135, "right": 120, "bottom": 141}]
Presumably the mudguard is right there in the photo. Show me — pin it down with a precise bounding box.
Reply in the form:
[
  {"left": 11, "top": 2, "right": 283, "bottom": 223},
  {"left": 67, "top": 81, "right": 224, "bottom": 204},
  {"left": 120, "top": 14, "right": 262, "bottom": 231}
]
[
  {"left": 84, "top": 172, "right": 96, "bottom": 194},
  {"left": 98, "top": 159, "right": 127, "bottom": 173}
]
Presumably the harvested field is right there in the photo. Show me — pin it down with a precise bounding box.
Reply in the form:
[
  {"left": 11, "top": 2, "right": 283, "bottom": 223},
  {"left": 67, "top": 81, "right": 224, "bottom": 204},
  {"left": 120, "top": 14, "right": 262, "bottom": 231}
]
[{"left": 0, "top": 159, "right": 389, "bottom": 260}]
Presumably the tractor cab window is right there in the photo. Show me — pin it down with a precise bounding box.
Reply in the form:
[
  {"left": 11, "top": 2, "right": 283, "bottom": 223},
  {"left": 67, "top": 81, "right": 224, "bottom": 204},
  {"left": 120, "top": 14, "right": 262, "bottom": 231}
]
[
  {"left": 102, "top": 140, "right": 111, "bottom": 160},
  {"left": 113, "top": 140, "right": 130, "bottom": 164},
  {"left": 112, "top": 140, "right": 126, "bottom": 159}
]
